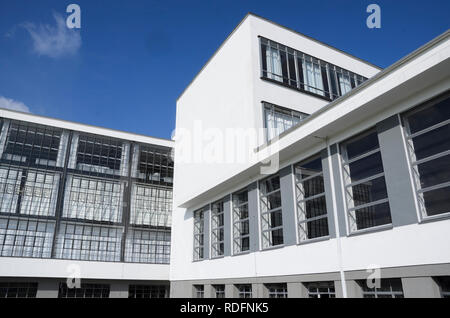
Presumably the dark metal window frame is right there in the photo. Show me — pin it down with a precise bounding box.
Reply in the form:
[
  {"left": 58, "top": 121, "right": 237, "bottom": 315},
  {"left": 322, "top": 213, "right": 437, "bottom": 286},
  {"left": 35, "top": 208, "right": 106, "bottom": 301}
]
[{"left": 232, "top": 188, "right": 250, "bottom": 254}]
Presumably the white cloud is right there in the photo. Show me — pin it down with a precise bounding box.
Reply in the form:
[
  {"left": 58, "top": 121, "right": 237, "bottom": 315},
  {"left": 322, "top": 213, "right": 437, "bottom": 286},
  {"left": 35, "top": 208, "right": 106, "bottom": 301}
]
[
  {"left": 0, "top": 96, "right": 31, "bottom": 113},
  {"left": 23, "top": 12, "right": 81, "bottom": 58}
]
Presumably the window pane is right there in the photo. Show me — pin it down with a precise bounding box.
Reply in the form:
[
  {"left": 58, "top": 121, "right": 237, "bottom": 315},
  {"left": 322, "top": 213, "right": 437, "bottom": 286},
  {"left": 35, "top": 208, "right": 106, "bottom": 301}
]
[
  {"left": 348, "top": 152, "right": 384, "bottom": 181},
  {"left": 346, "top": 132, "right": 379, "bottom": 160},
  {"left": 411, "top": 124, "right": 450, "bottom": 160},
  {"left": 355, "top": 202, "right": 392, "bottom": 230},
  {"left": 417, "top": 154, "right": 450, "bottom": 189},
  {"left": 307, "top": 217, "right": 329, "bottom": 239},
  {"left": 269, "top": 210, "right": 283, "bottom": 228},
  {"left": 305, "top": 196, "right": 327, "bottom": 218},
  {"left": 422, "top": 186, "right": 450, "bottom": 216},
  {"left": 407, "top": 97, "right": 450, "bottom": 134},
  {"left": 270, "top": 229, "right": 284, "bottom": 246},
  {"left": 352, "top": 176, "right": 388, "bottom": 206}
]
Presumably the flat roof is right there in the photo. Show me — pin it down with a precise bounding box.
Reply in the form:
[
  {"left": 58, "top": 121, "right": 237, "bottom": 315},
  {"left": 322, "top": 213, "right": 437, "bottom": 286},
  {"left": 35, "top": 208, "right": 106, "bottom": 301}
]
[
  {"left": 0, "top": 107, "right": 174, "bottom": 148},
  {"left": 177, "top": 12, "right": 383, "bottom": 102}
]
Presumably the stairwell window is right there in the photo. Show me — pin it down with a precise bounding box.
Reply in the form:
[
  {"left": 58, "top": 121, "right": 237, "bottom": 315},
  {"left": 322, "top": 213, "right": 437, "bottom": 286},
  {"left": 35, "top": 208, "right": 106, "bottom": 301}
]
[
  {"left": 259, "top": 175, "right": 283, "bottom": 248},
  {"left": 294, "top": 154, "right": 329, "bottom": 241},
  {"left": 264, "top": 103, "right": 308, "bottom": 141},
  {"left": 403, "top": 94, "right": 450, "bottom": 218},
  {"left": 341, "top": 130, "right": 392, "bottom": 232}
]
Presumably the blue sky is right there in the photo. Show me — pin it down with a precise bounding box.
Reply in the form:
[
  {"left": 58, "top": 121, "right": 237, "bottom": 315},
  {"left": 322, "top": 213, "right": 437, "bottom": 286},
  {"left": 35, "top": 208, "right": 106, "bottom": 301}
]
[{"left": 0, "top": 0, "right": 449, "bottom": 139}]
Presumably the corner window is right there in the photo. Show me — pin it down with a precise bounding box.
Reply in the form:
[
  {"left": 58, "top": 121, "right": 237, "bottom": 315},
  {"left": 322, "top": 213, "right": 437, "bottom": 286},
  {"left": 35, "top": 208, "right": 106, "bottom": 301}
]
[
  {"left": 403, "top": 94, "right": 450, "bottom": 218},
  {"left": 341, "top": 130, "right": 392, "bottom": 232},
  {"left": 294, "top": 154, "right": 329, "bottom": 241},
  {"left": 264, "top": 103, "right": 308, "bottom": 142},
  {"left": 211, "top": 200, "right": 225, "bottom": 258},
  {"left": 259, "top": 175, "right": 283, "bottom": 248},
  {"left": 232, "top": 189, "right": 249, "bottom": 254}
]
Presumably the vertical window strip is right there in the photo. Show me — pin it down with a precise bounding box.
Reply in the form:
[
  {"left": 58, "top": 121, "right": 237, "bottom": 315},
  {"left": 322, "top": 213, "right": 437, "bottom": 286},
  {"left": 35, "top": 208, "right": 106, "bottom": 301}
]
[
  {"left": 211, "top": 200, "right": 224, "bottom": 258},
  {"left": 193, "top": 208, "right": 205, "bottom": 260},
  {"left": 402, "top": 95, "right": 450, "bottom": 218},
  {"left": 294, "top": 155, "right": 329, "bottom": 242},
  {"left": 340, "top": 130, "right": 392, "bottom": 232},
  {"left": 232, "top": 189, "right": 249, "bottom": 254},
  {"left": 259, "top": 175, "right": 283, "bottom": 248}
]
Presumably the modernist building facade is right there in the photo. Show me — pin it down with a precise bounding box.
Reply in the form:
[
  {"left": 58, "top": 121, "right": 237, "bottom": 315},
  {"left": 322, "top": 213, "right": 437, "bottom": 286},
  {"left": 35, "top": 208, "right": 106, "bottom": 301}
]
[
  {"left": 170, "top": 14, "right": 450, "bottom": 298},
  {"left": 1, "top": 13, "right": 449, "bottom": 299},
  {"left": 0, "top": 108, "right": 174, "bottom": 298}
]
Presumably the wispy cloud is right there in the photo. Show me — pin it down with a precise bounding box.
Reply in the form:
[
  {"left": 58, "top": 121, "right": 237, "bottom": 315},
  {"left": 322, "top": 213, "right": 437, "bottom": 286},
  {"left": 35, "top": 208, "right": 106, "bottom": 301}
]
[
  {"left": 0, "top": 96, "right": 31, "bottom": 113},
  {"left": 22, "top": 12, "right": 81, "bottom": 58}
]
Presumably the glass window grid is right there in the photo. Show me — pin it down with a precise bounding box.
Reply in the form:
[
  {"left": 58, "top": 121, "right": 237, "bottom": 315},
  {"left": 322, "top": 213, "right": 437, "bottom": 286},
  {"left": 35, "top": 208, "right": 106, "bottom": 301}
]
[
  {"left": 403, "top": 96, "right": 450, "bottom": 219},
  {"left": 294, "top": 155, "right": 329, "bottom": 242},
  {"left": 305, "top": 281, "right": 336, "bottom": 298},
  {"left": 266, "top": 283, "right": 288, "bottom": 298},
  {"left": 130, "top": 183, "right": 172, "bottom": 228},
  {"left": 128, "top": 284, "right": 169, "bottom": 298},
  {"left": 54, "top": 222, "right": 122, "bottom": 262},
  {"left": 236, "top": 284, "right": 252, "bottom": 298},
  {"left": 124, "top": 228, "right": 170, "bottom": 264},
  {"left": 131, "top": 144, "right": 174, "bottom": 186},
  {"left": 264, "top": 102, "right": 309, "bottom": 141},
  {"left": 359, "top": 278, "right": 404, "bottom": 298},
  {"left": 0, "top": 282, "right": 38, "bottom": 298},
  {"left": 0, "top": 117, "right": 173, "bottom": 265},
  {"left": 58, "top": 282, "right": 110, "bottom": 298},
  {"left": 340, "top": 130, "right": 392, "bottom": 232},
  {"left": 211, "top": 200, "right": 225, "bottom": 258},
  {"left": 194, "top": 285, "right": 204, "bottom": 298},
  {"left": 260, "top": 37, "right": 367, "bottom": 101},
  {"left": 213, "top": 284, "right": 225, "bottom": 298},
  {"left": 232, "top": 189, "right": 250, "bottom": 254},
  {"left": 259, "top": 175, "right": 284, "bottom": 249},
  {"left": 0, "top": 216, "right": 54, "bottom": 258},
  {"left": 193, "top": 208, "right": 205, "bottom": 261}
]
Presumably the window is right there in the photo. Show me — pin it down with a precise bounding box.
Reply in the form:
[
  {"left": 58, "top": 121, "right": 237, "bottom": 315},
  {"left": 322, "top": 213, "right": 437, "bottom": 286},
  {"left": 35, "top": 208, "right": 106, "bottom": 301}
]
[
  {"left": 130, "top": 184, "right": 172, "bottom": 227},
  {"left": 260, "top": 37, "right": 367, "bottom": 100},
  {"left": 359, "top": 278, "right": 404, "bottom": 298},
  {"left": 236, "top": 284, "right": 252, "bottom": 298},
  {"left": 213, "top": 285, "right": 225, "bottom": 298},
  {"left": 194, "top": 285, "right": 204, "bottom": 298},
  {"left": 62, "top": 175, "right": 123, "bottom": 223},
  {"left": 264, "top": 103, "right": 308, "bottom": 141},
  {"left": 132, "top": 144, "right": 174, "bottom": 186},
  {"left": 435, "top": 276, "right": 450, "bottom": 298},
  {"left": 128, "top": 285, "right": 169, "bottom": 298},
  {"left": 125, "top": 229, "right": 170, "bottom": 264},
  {"left": 0, "top": 282, "right": 38, "bottom": 298},
  {"left": 266, "top": 283, "right": 288, "bottom": 298},
  {"left": 68, "top": 133, "right": 129, "bottom": 177},
  {"left": 305, "top": 282, "right": 335, "bottom": 298},
  {"left": 341, "top": 130, "right": 392, "bottom": 232},
  {"left": 232, "top": 189, "right": 250, "bottom": 254},
  {"left": 193, "top": 208, "right": 205, "bottom": 260},
  {"left": 403, "top": 95, "right": 450, "bottom": 218},
  {"left": 54, "top": 223, "right": 122, "bottom": 262},
  {"left": 294, "top": 155, "right": 329, "bottom": 241},
  {"left": 259, "top": 175, "right": 283, "bottom": 248},
  {"left": 58, "top": 282, "right": 110, "bottom": 298},
  {"left": 211, "top": 200, "right": 224, "bottom": 258},
  {"left": 0, "top": 217, "right": 54, "bottom": 258}
]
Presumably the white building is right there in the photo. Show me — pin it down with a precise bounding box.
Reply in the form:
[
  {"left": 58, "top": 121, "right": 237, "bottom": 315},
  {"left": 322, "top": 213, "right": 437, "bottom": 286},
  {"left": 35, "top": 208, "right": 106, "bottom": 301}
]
[{"left": 170, "top": 13, "right": 450, "bottom": 298}]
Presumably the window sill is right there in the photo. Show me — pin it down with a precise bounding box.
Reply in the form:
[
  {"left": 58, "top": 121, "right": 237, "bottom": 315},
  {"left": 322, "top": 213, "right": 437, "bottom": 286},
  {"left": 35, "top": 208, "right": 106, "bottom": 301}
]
[
  {"left": 231, "top": 250, "right": 251, "bottom": 257},
  {"left": 260, "top": 244, "right": 285, "bottom": 252},
  {"left": 260, "top": 77, "right": 332, "bottom": 102},
  {"left": 347, "top": 223, "right": 393, "bottom": 237},
  {"left": 297, "top": 235, "right": 331, "bottom": 246},
  {"left": 419, "top": 212, "right": 450, "bottom": 224}
]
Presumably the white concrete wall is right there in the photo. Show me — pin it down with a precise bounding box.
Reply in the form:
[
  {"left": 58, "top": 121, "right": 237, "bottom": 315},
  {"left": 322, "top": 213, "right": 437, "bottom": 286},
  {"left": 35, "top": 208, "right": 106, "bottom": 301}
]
[{"left": 0, "top": 257, "right": 169, "bottom": 281}]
